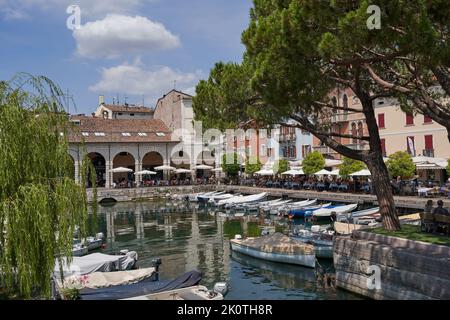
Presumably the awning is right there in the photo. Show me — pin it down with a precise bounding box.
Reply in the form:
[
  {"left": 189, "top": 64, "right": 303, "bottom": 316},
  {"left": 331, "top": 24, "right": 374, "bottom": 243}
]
[
  {"left": 110, "top": 167, "right": 133, "bottom": 173},
  {"left": 255, "top": 169, "right": 274, "bottom": 176},
  {"left": 350, "top": 169, "right": 371, "bottom": 176},
  {"left": 154, "top": 165, "right": 176, "bottom": 171},
  {"left": 314, "top": 169, "right": 332, "bottom": 176},
  {"left": 281, "top": 169, "right": 305, "bottom": 176}
]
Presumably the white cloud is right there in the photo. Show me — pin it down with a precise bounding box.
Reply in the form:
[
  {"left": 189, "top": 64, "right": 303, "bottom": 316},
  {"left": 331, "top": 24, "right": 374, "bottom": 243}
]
[
  {"left": 73, "top": 14, "right": 180, "bottom": 59},
  {"left": 89, "top": 61, "right": 201, "bottom": 103}
]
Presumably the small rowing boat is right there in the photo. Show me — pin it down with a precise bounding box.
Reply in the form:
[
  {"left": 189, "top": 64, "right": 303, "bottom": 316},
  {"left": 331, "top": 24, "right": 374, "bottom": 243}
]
[{"left": 230, "top": 233, "right": 315, "bottom": 268}]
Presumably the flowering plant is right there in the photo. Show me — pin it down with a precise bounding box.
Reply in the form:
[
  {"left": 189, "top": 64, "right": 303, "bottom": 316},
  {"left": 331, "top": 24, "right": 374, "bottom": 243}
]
[{"left": 61, "top": 275, "right": 89, "bottom": 300}]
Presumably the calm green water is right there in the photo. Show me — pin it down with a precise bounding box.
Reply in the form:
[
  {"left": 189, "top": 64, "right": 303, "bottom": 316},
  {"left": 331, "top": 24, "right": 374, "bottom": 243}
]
[{"left": 88, "top": 199, "right": 359, "bottom": 300}]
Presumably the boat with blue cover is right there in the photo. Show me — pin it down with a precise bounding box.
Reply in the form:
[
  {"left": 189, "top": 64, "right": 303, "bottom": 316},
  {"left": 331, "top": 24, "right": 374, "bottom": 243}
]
[{"left": 288, "top": 203, "right": 332, "bottom": 219}]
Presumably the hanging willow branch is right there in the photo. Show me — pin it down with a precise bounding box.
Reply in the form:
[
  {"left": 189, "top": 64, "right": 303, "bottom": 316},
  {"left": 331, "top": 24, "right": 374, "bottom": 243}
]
[{"left": 0, "top": 73, "right": 94, "bottom": 299}]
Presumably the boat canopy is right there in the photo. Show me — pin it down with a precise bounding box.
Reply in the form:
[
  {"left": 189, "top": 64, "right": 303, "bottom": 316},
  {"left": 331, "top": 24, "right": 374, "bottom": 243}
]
[
  {"left": 54, "top": 252, "right": 138, "bottom": 277},
  {"left": 80, "top": 270, "right": 203, "bottom": 300}
]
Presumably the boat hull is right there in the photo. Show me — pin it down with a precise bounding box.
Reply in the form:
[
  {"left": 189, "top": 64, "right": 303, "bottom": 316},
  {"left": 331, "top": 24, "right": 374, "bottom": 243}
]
[{"left": 230, "top": 242, "right": 315, "bottom": 268}]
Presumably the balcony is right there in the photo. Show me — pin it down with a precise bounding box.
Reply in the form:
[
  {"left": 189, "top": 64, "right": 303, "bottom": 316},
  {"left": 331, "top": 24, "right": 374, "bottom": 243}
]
[
  {"left": 423, "top": 149, "right": 434, "bottom": 157},
  {"left": 313, "top": 145, "right": 335, "bottom": 156}
]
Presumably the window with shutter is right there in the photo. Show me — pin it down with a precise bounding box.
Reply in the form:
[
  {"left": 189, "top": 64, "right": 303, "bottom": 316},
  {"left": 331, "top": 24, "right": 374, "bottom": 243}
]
[
  {"left": 378, "top": 113, "right": 385, "bottom": 128},
  {"left": 406, "top": 113, "right": 414, "bottom": 125}
]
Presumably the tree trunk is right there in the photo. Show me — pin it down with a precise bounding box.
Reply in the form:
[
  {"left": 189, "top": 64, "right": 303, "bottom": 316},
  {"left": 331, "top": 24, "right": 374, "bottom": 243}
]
[{"left": 366, "top": 155, "right": 401, "bottom": 231}]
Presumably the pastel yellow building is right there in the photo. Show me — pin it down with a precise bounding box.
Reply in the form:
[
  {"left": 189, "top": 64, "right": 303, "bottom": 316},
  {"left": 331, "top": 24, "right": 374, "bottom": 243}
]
[{"left": 375, "top": 102, "right": 450, "bottom": 159}]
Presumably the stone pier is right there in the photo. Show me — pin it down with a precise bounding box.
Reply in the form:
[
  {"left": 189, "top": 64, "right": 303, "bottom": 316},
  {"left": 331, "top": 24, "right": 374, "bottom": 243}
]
[{"left": 333, "top": 230, "right": 450, "bottom": 300}]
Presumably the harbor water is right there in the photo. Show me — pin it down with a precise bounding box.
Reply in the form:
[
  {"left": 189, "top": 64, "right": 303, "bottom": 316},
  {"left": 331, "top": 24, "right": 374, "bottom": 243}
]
[{"left": 88, "top": 199, "right": 360, "bottom": 300}]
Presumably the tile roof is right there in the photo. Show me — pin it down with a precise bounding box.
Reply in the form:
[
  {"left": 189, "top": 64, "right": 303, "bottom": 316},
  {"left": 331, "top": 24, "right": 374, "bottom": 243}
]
[
  {"left": 102, "top": 104, "right": 154, "bottom": 113},
  {"left": 68, "top": 116, "right": 178, "bottom": 143}
]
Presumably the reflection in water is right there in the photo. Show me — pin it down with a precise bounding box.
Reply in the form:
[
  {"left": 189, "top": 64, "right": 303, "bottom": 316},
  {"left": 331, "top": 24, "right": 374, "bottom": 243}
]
[{"left": 88, "top": 200, "right": 359, "bottom": 300}]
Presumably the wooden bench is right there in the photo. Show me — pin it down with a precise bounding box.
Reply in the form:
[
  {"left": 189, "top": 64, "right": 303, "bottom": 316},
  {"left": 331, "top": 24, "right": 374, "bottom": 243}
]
[{"left": 434, "top": 214, "right": 450, "bottom": 235}]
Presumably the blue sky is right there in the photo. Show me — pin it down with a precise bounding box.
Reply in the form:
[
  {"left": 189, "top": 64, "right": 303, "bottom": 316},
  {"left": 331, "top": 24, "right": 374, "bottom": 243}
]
[{"left": 0, "top": 0, "right": 252, "bottom": 114}]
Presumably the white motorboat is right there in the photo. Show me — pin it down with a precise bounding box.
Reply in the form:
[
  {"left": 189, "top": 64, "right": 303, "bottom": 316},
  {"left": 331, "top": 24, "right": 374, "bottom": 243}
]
[
  {"left": 122, "top": 285, "right": 224, "bottom": 300},
  {"left": 72, "top": 243, "right": 88, "bottom": 257},
  {"left": 313, "top": 203, "right": 358, "bottom": 218},
  {"left": 208, "top": 193, "right": 236, "bottom": 205},
  {"left": 273, "top": 199, "right": 318, "bottom": 215},
  {"left": 230, "top": 233, "right": 316, "bottom": 268},
  {"left": 336, "top": 207, "right": 380, "bottom": 222},
  {"left": 239, "top": 198, "right": 284, "bottom": 212},
  {"left": 219, "top": 192, "right": 268, "bottom": 208},
  {"left": 197, "top": 191, "right": 226, "bottom": 203}
]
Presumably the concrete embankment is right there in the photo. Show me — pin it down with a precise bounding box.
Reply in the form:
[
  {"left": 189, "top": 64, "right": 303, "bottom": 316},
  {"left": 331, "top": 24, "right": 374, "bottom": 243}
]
[
  {"left": 87, "top": 185, "right": 443, "bottom": 210},
  {"left": 334, "top": 230, "right": 450, "bottom": 300},
  {"left": 86, "top": 185, "right": 219, "bottom": 203}
]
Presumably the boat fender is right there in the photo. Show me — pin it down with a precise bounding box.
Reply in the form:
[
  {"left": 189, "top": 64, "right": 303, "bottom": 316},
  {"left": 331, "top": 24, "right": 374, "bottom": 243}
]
[
  {"left": 234, "top": 234, "right": 242, "bottom": 240},
  {"left": 213, "top": 282, "right": 229, "bottom": 296}
]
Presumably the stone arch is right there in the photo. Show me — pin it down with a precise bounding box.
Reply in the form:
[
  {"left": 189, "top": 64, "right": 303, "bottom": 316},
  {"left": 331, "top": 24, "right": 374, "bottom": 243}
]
[
  {"left": 87, "top": 152, "right": 107, "bottom": 187},
  {"left": 169, "top": 144, "right": 191, "bottom": 169},
  {"left": 112, "top": 152, "right": 135, "bottom": 187},
  {"left": 142, "top": 151, "right": 164, "bottom": 180}
]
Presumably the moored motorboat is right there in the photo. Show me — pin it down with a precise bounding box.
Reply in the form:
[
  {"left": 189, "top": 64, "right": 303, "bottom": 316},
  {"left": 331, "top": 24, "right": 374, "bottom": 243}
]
[
  {"left": 123, "top": 285, "right": 224, "bottom": 300},
  {"left": 219, "top": 192, "right": 268, "bottom": 208},
  {"left": 197, "top": 191, "right": 225, "bottom": 203},
  {"left": 312, "top": 204, "right": 358, "bottom": 221},
  {"left": 277, "top": 199, "right": 318, "bottom": 216},
  {"left": 230, "top": 233, "right": 315, "bottom": 268},
  {"left": 290, "top": 229, "right": 334, "bottom": 259},
  {"left": 288, "top": 203, "right": 332, "bottom": 219},
  {"left": 79, "top": 270, "right": 204, "bottom": 300}
]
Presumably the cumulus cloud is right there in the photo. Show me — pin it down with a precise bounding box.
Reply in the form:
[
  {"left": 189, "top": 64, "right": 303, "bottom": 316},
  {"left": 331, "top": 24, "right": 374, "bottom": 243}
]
[
  {"left": 89, "top": 61, "right": 201, "bottom": 102},
  {"left": 73, "top": 14, "right": 180, "bottom": 59}
]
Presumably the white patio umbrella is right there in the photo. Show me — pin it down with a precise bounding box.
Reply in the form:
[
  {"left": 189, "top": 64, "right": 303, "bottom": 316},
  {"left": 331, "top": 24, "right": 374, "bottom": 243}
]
[
  {"left": 135, "top": 170, "right": 157, "bottom": 175},
  {"left": 330, "top": 169, "right": 340, "bottom": 176},
  {"left": 175, "top": 168, "right": 192, "bottom": 174},
  {"left": 211, "top": 167, "right": 223, "bottom": 172},
  {"left": 154, "top": 165, "right": 176, "bottom": 171},
  {"left": 350, "top": 169, "right": 371, "bottom": 176},
  {"left": 110, "top": 167, "right": 133, "bottom": 173},
  {"left": 314, "top": 169, "right": 332, "bottom": 176},
  {"left": 281, "top": 169, "right": 305, "bottom": 176},
  {"left": 255, "top": 169, "right": 274, "bottom": 176},
  {"left": 194, "top": 164, "right": 214, "bottom": 170}
]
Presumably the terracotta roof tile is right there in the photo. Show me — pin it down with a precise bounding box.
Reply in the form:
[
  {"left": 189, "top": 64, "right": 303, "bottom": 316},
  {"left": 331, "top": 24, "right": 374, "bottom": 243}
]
[
  {"left": 102, "top": 105, "right": 154, "bottom": 113},
  {"left": 68, "top": 116, "right": 178, "bottom": 143}
]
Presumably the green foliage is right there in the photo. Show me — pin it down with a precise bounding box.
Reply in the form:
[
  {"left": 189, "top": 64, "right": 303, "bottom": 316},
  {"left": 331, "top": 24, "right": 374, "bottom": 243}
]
[
  {"left": 221, "top": 153, "right": 241, "bottom": 177},
  {"left": 339, "top": 157, "right": 366, "bottom": 178},
  {"left": 273, "top": 159, "right": 289, "bottom": 175},
  {"left": 302, "top": 152, "right": 325, "bottom": 175},
  {"left": 245, "top": 156, "right": 262, "bottom": 175},
  {"left": 447, "top": 159, "right": 450, "bottom": 176},
  {"left": 386, "top": 151, "right": 416, "bottom": 179},
  {"left": 0, "top": 73, "right": 93, "bottom": 298}
]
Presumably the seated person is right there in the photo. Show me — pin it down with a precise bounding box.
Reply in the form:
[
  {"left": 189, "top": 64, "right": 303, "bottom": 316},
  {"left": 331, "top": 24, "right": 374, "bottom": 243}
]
[{"left": 432, "top": 200, "right": 450, "bottom": 216}]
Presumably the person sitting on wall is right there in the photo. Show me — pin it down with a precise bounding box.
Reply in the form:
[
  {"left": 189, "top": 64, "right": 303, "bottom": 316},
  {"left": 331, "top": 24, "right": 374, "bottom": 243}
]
[{"left": 433, "top": 200, "right": 450, "bottom": 216}]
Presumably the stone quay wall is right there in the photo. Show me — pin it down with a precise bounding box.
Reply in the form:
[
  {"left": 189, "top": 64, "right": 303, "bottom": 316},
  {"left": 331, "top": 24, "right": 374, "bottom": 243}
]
[{"left": 334, "top": 230, "right": 450, "bottom": 300}]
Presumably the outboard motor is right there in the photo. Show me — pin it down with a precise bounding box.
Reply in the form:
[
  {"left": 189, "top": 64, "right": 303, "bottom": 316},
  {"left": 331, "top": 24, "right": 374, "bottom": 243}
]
[
  {"left": 152, "top": 258, "right": 162, "bottom": 281},
  {"left": 213, "top": 282, "right": 229, "bottom": 297},
  {"left": 96, "top": 232, "right": 105, "bottom": 240}
]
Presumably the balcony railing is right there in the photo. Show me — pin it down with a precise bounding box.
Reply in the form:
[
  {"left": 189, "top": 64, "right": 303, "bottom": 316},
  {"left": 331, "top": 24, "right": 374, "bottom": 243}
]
[{"left": 423, "top": 149, "right": 434, "bottom": 157}]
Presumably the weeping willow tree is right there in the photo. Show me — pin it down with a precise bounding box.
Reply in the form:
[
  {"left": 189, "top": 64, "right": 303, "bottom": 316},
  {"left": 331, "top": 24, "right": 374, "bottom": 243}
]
[{"left": 0, "top": 74, "right": 95, "bottom": 299}]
